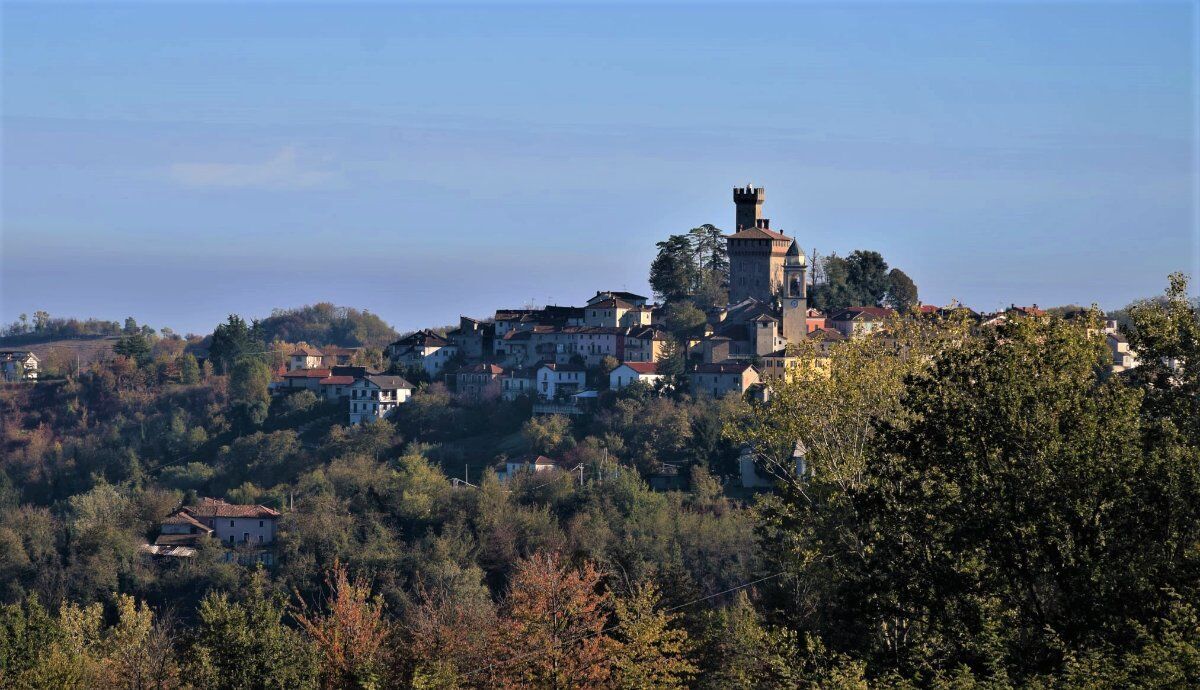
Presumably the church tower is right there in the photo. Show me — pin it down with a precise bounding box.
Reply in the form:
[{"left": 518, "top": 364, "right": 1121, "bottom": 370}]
[{"left": 781, "top": 240, "right": 808, "bottom": 343}]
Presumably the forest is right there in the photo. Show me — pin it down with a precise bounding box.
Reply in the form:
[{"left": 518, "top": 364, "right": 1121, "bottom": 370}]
[{"left": 0, "top": 274, "right": 1197, "bottom": 689}]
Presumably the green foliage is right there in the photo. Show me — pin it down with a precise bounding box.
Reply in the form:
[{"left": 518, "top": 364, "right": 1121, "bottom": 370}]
[
  {"left": 178, "top": 353, "right": 201, "bottom": 384},
  {"left": 190, "top": 575, "right": 317, "bottom": 689},
  {"left": 612, "top": 581, "right": 697, "bottom": 689},
  {"left": 113, "top": 332, "right": 152, "bottom": 363},
  {"left": 209, "top": 314, "right": 266, "bottom": 374},
  {"left": 811, "top": 250, "right": 919, "bottom": 312},
  {"left": 650, "top": 225, "right": 729, "bottom": 308},
  {"left": 259, "top": 303, "right": 397, "bottom": 349}
]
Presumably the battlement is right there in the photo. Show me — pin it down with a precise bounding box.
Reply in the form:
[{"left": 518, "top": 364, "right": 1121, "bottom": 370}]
[
  {"left": 733, "top": 184, "right": 766, "bottom": 231},
  {"left": 732, "top": 185, "right": 765, "bottom": 204}
]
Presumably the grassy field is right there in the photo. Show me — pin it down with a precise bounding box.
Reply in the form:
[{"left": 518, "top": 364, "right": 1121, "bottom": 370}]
[{"left": 23, "top": 337, "right": 120, "bottom": 371}]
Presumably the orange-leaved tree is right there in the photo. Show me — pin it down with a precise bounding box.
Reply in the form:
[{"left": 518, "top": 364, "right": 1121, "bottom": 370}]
[
  {"left": 294, "top": 560, "right": 390, "bottom": 689},
  {"left": 490, "top": 551, "right": 615, "bottom": 689}
]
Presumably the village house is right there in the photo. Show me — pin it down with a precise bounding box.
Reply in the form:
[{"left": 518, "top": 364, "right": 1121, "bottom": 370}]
[
  {"left": 827, "top": 306, "right": 894, "bottom": 338},
  {"left": 447, "top": 316, "right": 494, "bottom": 361},
  {"left": 278, "top": 367, "right": 331, "bottom": 392},
  {"left": 288, "top": 346, "right": 325, "bottom": 371},
  {"left": 456, "top": 363, "right": 504, "bottom": 401},
  {"left": 318, "top": 375, "right": 356, "bottom": 401},
  {"left": 0, "top": 350, "right": 39, "bottom": 381},
  {"left": 319, "top": 346, "right": 362, "bottom": 367},
  {"left": 183, "top": 498, "right": 281, "bottom": 547},
  {"left": 587, "top": 290, "right": 649, "bottom": 308},
  {"left": 387, "top": 330, "right": 458, "bottom": 377},
  {"left": 805, "top": 308, "right": 827, "bottom": 332},
  {"left": 584, "top": 299, "right": 653, "bottom": 328},
  {"left": 501, "top": 366, "right": 537, "bottom": 400},
  {"left": 689, "top": 361, "right": 761, "bottom": 398},
  {"left": 609, "top": 362, "right": 664, "bottom": 390},
  {"left": 141, "top": 510, "right": 213, "bottom": 558},
  {"left": 536, "top": 362, "right": 586, "bottom": 400},
  {"left": 495, "top": 453, "right": 578, "bottom": 482},
  {"left": 349, "top": 374, "right": 414, "bottom": 424}
]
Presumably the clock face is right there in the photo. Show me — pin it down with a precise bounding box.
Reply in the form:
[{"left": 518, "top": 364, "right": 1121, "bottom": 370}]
[{"left": 790, "top": 300, "right": 799, "bottom": 308}]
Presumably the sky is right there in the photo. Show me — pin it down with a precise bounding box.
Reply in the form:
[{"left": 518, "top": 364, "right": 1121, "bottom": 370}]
[{"left": 2, "top": 1, "right": 1196, "bottom": 335}]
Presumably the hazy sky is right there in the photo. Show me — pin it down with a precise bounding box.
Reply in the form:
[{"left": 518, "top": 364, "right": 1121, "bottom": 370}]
[{"left": 2, "top": 2, "right": 1196, "bottom": 335}]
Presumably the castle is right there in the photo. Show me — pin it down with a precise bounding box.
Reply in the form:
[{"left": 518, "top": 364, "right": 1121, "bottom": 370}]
[{"left": 694, "top": 185, "right": 810, "bottom": 363}]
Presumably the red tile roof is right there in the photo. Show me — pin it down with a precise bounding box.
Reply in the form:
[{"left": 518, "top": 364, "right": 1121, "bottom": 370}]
[
  {"left": 726, "top": 226, "right": 791, "bottom": 241},
  {"left": 692, "top": 362, "right": 755, "bottom": 374},
  {"left": 291, "top": 346, "right": 324, "bottom": 357},
  {"left": 620, "top": 362, "right": 659, "bottom": 374},
  {"left": 319, "top": 376, "right": 355, "bottom": 385},
  {"left": 184, "top": 498, "right": 281, "bottom": 519},
  {"left": 283, "top": 368, "right": 331, "bottom": 378}
]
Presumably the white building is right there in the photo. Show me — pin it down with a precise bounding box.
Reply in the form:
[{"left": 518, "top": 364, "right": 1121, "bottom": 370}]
[
  {"left": 501, "top": 367, "right": 537, "bottom": 400},
  {"left": 386, "top": 330, "right": 458, "bottom": 377},
  {"left": 495, "top": 453, "right": 576, "bottom": 482},
  {"left": 349, "top": 374, "right": 414, "bottom": 424},
  {"left": 536, "top": 362, "right": 586, "bottom": 400},
  {"left": 609, "top": 362, "right": 664, "bottom": 391},
  {"left": 183, "top": 498, "right": 280, "bottom": 547},
  {"left": 0, "top": 351, "right": 39, "bottom": 381},
  {"left": 288, "top": 346, "right": 324, "bottom": 371}
]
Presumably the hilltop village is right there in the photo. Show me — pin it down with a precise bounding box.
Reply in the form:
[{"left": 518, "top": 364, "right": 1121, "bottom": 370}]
[{"left": 271, "top": 185, "right": 1137, "bottom": 424}]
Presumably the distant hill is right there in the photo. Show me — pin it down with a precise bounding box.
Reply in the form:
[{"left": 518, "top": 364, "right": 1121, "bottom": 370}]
[{"left": 257, "top": 303, "right": 398, "bottom": 349}]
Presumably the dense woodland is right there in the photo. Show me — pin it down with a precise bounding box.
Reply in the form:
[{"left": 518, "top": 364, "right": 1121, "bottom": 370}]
[{"left": 0, "top": 273, "right": 1197, "bottom": 689}]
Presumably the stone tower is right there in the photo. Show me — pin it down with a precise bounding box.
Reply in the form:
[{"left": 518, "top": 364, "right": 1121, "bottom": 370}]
[
  {"left": 727, "top": 185, "right": 792, "bottom": 304},
  {"left": 733, "top": 185, "right": 765, "bottom": 231},
  {"left": 782, "top": 240, "right": 808, "bottom": 343}
]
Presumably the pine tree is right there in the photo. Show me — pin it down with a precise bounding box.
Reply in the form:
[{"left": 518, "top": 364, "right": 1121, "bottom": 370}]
[{"left": 612, "top": 581, "right": 696, "bottom": 689}]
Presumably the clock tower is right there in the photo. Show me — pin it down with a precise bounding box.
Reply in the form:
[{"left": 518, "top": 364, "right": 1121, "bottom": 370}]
[{"left": 781, "top": 240, "right": 808, "bottom": 344}]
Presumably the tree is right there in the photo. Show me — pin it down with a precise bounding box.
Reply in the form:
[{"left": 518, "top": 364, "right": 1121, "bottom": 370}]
[
  {"left": 662, "top": 301, "right": 707, "bottom": 338},
  {"left": 650, "top": 235, "right": 698, "bottom": 303},
  {"left": 229, "top": 357, "right": 272, "bottom": 427},
  {"left": 189, "top": 576, "right": 317, "bottom": 689},
  {"left": 835, "top": 316, "right": 1199, "bottom": 679},
  {"left": 294, "top": 561, "right": 391, "bottom": 689},
  {"left": 113, "top": 332, "right": 152, "bottom": 364},
  {"left": 491, "top": 552, "right": 614, "bottom": 689},
  {"left": 885, "top": 268, "right": 918, "bottom": 310},
  {"left": 1126, "top": 272, "right": 1200, "bottom": 443},
  {"left": 208, "top": 314, "right": 266, "bottom": 374},
  {"left": 612, "top": 581, "right": 696, "bottom": 689},
  {"left": 178, "top": 353, "right": 201, "bottom": 384},
  {"left": 522, "top": 415, "right": 572, "bottom": 456}
]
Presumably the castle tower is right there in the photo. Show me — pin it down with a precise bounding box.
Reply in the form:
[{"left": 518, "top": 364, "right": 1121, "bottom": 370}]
[
  {"left": 781, "top": 240, "right": 808, "bottom": 344},
  {"left": 733, "top": 185, "right": 765, "bottom": 231},
  {"left": 727, "top": 185, "right": 792, "bottom": 304}
]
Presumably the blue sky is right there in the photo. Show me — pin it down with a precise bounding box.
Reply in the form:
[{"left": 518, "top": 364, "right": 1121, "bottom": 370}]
[{"left": 2, "top": 2, "right": 1195, "bottom": 335}]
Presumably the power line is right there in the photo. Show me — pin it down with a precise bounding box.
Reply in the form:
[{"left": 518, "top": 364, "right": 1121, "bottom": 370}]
[{"left": 461, "top": 571, "right": 786, "bottom": 679}]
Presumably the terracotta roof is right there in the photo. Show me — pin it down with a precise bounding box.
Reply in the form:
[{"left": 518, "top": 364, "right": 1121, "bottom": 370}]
[
  {"left": 619, "top": 362, "right": 659, "bottom": 375},
  {"left": 161, "top": 511, "right": 213, "bottom": 531},
  {"left": 291, "top": 346, "right": 324, "bottom": 357},
  {"left": 184, "top": 498, "right": 280, "bottom": 520},
  {"left": 726, "top": 226, "right": 791, "bottom": 241},
  {"left": 464, "top": 363, "right": 504, "bottom": 375},
  {"left": 503, "top": 454, "right": 574, "bottom": 470},
  {"left": 319, "top": 375, "right": 356, "bottom": 385},
  {"left": 283, "top": 368, "right": 332, "bottom": 378},
  {"left": 808, "top": 327, "right": 847, "bottom": 341}
]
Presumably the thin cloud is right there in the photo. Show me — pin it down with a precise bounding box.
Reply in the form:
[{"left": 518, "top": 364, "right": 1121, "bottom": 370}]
[{"left": 169, "top": 146, "right": 339, "bottom": 190}]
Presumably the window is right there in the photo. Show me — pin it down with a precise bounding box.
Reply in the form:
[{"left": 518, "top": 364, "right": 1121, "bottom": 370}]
[
  {"left": 230, "top": 520, "right": 235, "bottom": 527},
  {"left": 259, "top": 520, "right": 264, "bottom": 527}
]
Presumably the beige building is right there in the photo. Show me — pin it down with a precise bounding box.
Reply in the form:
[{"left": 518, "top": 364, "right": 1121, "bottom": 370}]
[{"left": 689, "top": 362, "right": 761, "bottom": 398}]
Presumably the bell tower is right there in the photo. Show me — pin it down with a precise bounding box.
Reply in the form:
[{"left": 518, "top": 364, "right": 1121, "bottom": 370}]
[{"left": 782, "top": 240, "right": 808, "bottom": 344}]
